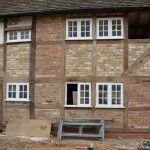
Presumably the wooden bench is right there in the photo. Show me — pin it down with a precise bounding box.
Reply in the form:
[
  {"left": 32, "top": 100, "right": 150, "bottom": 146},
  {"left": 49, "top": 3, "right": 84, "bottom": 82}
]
[{"left": 57, "top": 118, "right": 105, "bottom": 141}]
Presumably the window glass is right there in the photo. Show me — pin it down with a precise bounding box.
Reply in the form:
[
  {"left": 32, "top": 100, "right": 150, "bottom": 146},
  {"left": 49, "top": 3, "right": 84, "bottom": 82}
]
[
  {"left": 97, "top": 83, "right": 123, "bottom": 107},
  {"left": 7, "top": 83, "right": 29, "bottom": 101},
  {"left": 67, "top": 19, "right": 92, "bottom": 39}
]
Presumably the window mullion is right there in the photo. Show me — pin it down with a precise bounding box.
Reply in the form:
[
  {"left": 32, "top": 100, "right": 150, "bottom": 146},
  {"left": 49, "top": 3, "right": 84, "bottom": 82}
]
[
  {"left": 78, "top": 20, "right": 81, "bottom": 38},
  {"left": 108, "top": 84, "right": 112, "bottom": 106},
  {"left": 78, "top": 83, "right": 80, "bottom": 105},
  {"left": 16, "top": 84, "right": 19, "bottom": 99},
  {"left": 108, "top": 19, "right": 112, "bottom": 38}
]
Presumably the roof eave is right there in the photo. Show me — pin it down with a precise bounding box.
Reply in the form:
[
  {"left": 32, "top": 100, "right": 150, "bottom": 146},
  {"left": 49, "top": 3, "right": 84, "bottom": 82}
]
[{"left": 0, "top": 6, "right": 150, "bottom": 17}]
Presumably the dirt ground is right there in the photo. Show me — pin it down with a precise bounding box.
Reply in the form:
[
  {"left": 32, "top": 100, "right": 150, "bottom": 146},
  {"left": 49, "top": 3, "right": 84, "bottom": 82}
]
[{"left": 0, "top": 133, "right": 139, "bottom": 150}]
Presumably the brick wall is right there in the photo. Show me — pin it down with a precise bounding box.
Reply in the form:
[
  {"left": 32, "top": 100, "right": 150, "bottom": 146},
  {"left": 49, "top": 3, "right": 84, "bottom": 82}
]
[
  {"left": 96, "top": 43, "right": 124, "bottom": 76},
  {"left": 5, "top": 102, "right": 30, "bottom": 121},
  {"left": 65, "top": 44, "right": 92, "bottom": 77},
  {"left": 35, "top": 83, "right": 61, "bottom": 107},
  {"left": 6, "top": 44, "right": 30, "bottom": 78},
  {"left": 36, "top": 15, "right": 62, "bottom": 42},
  {"left": 36, "top": 44, "right": 61, "bottom": 78}
]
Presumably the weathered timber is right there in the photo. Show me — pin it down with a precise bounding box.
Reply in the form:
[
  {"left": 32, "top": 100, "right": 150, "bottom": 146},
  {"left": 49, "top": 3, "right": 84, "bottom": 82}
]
[
  {"left": 29, "top": 16, "right": 36, "bottom": 119},
  {"left": 57, "top": 118, "right": 105, "bottom": 141},
  {"left": 122, "top": 48, "right": 150, "bottom": 76}
]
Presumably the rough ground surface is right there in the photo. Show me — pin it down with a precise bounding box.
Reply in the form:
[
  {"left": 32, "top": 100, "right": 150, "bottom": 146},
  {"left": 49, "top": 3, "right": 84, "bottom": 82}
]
[{"left": 0, "top": 134, "right": 138, "bottom": 150}]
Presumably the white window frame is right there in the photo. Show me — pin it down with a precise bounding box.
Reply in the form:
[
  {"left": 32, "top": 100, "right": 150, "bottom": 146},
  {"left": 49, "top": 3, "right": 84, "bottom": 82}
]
[
  {"left": 65, "top": 82, "right": 91, "bottom": 107},
  {"left": 7, "top": 30, "right": 31, "bottom": 42},
  {"left": 96, "top": 83, "right": 124, "bottom": 108},
  {"left": 6, "top": 83, "right": 29, "bottom": 101},
  {"left": 66, "top": 18, "right": 92, "bottom": 40},
  {"left": 96, "top": 17, "right": 124, "bottom": 39}
]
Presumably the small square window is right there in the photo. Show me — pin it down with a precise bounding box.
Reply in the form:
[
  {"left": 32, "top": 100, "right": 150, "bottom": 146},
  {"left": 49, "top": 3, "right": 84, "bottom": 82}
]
[
  {"left": 97, "top": 18, "right": 123, "bottom": 39},
  {"left": 96, "top": 83, "right": 123, "bottom": 108},
  {"left": 65, "top": 83, "right": 91, "bottom": 107},
  {"left": 66, "top": 19, "right": 92, "bottom": 39},
  {"left": 6, "top": 83, "right": 29, "bottom": 101}
]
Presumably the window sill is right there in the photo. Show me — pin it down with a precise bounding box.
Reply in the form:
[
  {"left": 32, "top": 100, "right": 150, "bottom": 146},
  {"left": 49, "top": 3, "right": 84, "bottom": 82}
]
[
  {"left": 65, "top": 38, "right": 93, "bottom": 41},
  {"left": 5, "top": 99, "right": 30, "bottom": 102},
  {"left": 6, "top": 40, "right": 31, "bottom": 43},
  {"left": 64, "top": 105, "right": 92, "bottom": 108},
  {"left": 95, "top": 106, "right": 125, "bottom": 109},
  {"left": 96, "top": 37, "right": 124, "bottom": 40}
]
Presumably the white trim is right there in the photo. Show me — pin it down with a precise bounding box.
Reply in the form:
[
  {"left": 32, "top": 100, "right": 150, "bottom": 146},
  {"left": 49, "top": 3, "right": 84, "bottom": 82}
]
[
  {"left": 96, "top": 17, "right": 124, "bottom": 39},
  {"left": 65, "top": 82, "right": 92, "bottom": 107},
  {"left": 6, "top": 83, "right": 29, "bottom": 101},
  {"left": 66, "top": 18, "right": 92, "bottom": 40},
  {"left": 7, "top": 30, "right": 31, "bottom": 43},
  {"left": 96, "top": 82, "right": 123, "bottom": 108}
]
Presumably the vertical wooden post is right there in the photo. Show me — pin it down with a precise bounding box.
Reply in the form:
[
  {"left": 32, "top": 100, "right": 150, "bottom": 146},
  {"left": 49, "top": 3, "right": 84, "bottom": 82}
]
[
  {"left": 60, "top": 14, "right": 66, "bottom": 117},
  {"left": 2, "top": 18, "right": 7, "bottom": 124},
  {"left": 29, "top": 15, "right": 36, "bottom": 119},
  {"left": 91, "top": 14, "right": 97, "bottom": 117},
  {"left": 123, "top": 13, "right": 129, "bottom": 129},
  {"left": 124, "top": 13, "right": 129, "bottom": 71}
]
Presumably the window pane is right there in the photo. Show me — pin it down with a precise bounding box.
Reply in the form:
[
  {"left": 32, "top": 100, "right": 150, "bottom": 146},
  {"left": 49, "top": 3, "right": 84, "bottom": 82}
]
[
  {"left": 85, "top": 98, "right": 89, "bottom": 104},
  {"left": 85, "top": 85, "right": 89, "bottom": 90},
  {"left": 80, "top": 91, "right": 84, "bottom": 97},
  {"left": 8, "top": 92, "right": 12, "bottom": 98},
  {"left": 19, "top": 92, "right": 23, "bottom": 98},
  {"left": 73, "top": 32, "right": 77, "bottom": 37},
  {"left": 13, "top": 85, "right": 16, "bottom": 91},
  {"left": 81, "top": 85, "right": 84, "bottom": 90},
  {"left": 86, "top": 32, "right": 90, "bottom": 37},
  {"left": 112, "top": 31, "right": 116, "bottom": 36},
  {"left": 99, "top": 98, "right": 102, "bottom": 104},
  {"left": 24, "top": 85, "right": 27, "bottom": 91},
  {"left": 104, "top": 99, "right": 107, "bottom": 104},
  {"left": 9, "top": 85, "right": 12, "bottom": 91},
  {"left": 85, "top": 92, "right": 89, "bottom": 97},
  {"left": 112, "top": 20, "right": 116, "bottom": 25},
  {"left": 81, "top": 32, "right": 85, "bottom": 37},
  {"left": 13, "top": 92, "right": 16, "bottom": 98},
  {"left": 104, "top": 20, "right": 108, "bottom": 25},
  {"left": 24, "top": 92, "right": 27, "bottom": 98},
  {"left": 68, "top": 21, "right": 72, "bottom": 26},
  {"left": 80, "top": 98, "right": 84, "bottom": 104},
  {"left": 117, "top": 31, "right": 121, "bottom": 36},
  {"left": 19, "top": 85, "right": 23, "bottom": 91},
  {"left": 104, "top": 32, "right": 108, "bottom": 36}
]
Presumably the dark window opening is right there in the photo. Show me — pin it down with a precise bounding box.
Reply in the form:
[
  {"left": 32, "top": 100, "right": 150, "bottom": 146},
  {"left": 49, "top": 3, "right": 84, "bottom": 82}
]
[
  {"left": 129, "top": 13, "right": 150, "bottom": 39},
  {"left": 67, "top": 84, "right": 77, "bottom": 105}
]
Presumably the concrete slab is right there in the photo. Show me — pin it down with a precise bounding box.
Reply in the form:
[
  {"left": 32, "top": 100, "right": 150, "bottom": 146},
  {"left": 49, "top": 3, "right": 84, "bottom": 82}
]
[{"left": 5, "top": 119, "right": 51, "bottom": 138}]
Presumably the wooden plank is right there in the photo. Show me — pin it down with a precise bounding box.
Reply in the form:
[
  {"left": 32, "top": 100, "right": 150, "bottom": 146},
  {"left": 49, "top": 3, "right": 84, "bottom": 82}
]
[
  {"left": 123, "top": 13, "right": 129, "bottom": 71},
  {"left": 62, "top": 133, "right": 102, "bottom": 138},
  {"left": 122, "top": 48, "right": 150, "bottom": 76},
  {"left": 63, "top": 122, "right": 103, "bottom": 126},
  {"left": 29, "top": 15, "right": 36, "bottom": 119}
]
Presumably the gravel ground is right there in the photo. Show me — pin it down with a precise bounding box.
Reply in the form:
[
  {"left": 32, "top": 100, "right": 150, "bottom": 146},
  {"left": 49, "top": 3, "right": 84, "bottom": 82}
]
[{"left": 0, "top": 134, "right": 139, "bottom": 150}]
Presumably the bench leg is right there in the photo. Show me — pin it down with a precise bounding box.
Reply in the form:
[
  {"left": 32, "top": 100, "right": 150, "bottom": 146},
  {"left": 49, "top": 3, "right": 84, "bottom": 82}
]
[
  {"left": 99, "top": 120, "right": 104, "bottom": 142},
  {"left": 57, "top": 118, "right": 63, "bottom": 141}
]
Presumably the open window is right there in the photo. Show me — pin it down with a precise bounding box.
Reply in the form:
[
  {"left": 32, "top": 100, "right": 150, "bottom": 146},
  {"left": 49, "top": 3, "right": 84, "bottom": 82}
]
[
  {"left": 65, "top": 83, "right": 91, "bottom": 107},
  {"left": 129, "top": 12, "right": 150, "bottom": 39}
]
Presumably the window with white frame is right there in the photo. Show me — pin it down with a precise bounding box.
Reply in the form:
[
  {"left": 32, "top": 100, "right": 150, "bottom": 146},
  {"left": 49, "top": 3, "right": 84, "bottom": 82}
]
[
  {"left": 96, "top": 83, "right": 123, "bottom": 108},
  {"left": 7, "top": 30, "right": 31, "bottom": 42},
  {"left": 97, "top": 18, "right": 124, "bottom": 39},
  {"left": 6, "top": 83, "right": 29, "bottom": 101},
  {"left": 65, "top": 83, "right": 91, "bottom": 107},
  {"left": 66, "top": 19, "right": 92, "bottom": 39}
]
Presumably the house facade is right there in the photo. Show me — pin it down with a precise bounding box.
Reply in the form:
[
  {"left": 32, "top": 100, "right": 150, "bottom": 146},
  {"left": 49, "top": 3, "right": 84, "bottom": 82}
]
[{"left": 0, "top": 0, "right": 150, "bottom": 137}]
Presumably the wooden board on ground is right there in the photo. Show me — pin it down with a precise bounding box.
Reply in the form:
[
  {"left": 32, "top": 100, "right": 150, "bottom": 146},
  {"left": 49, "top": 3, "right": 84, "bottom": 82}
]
[{"left": 5, "top": 119, "right": 51, "bottom": 137}]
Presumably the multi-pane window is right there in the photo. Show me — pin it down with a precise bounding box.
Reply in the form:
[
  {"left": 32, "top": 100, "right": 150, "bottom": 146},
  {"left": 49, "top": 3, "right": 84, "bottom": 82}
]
[
  {"left": 20, "top": 31, "right": 29, "bottom": 40},
  {"left": 6, "top": 83, "right": 29, "bottom": 101},
  {"left": 96, "top": 83, "right": 123, "bottom": 107},
  {"left": 9, "top": 31, "right": 17, "bottom": 40},
  {"left": 97, "top": 18, "right": 123, "bottom": 39},
  {"left": 65, "top": 83, "right": 91, "bottom": 106},
  {"left": 66, "top": 19, "right": 92, "bottom": 39},
  {"left": 7, "top": 30, "right": 31, "bottom": 42}
]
